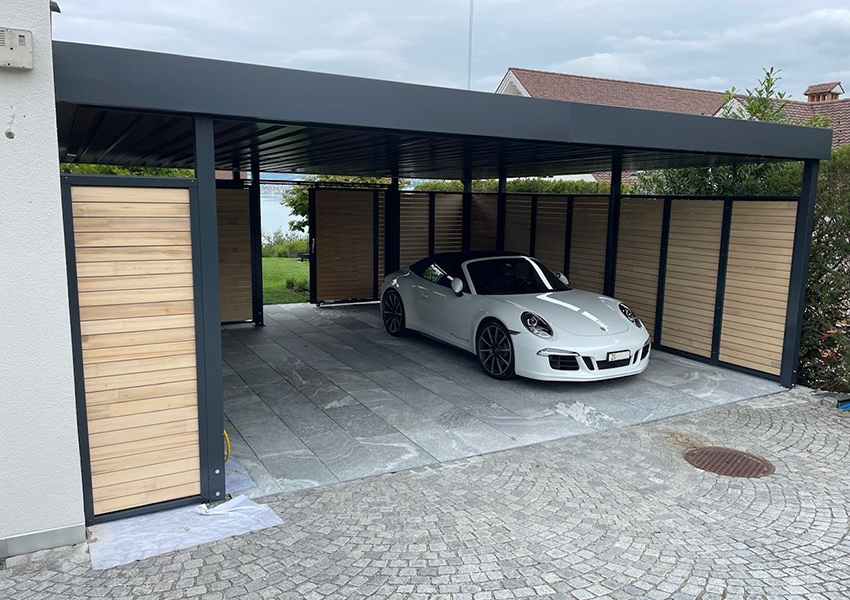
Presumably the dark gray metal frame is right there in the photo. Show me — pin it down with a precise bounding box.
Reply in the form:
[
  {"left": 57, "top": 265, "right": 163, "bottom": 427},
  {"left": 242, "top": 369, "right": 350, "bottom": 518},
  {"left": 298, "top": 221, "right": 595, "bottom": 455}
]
[
  {"left": 60, "top": 174, "right": 223, "bottom": 525},
  {"left": 249, "top": 151, "right": 264, "bottom": 326}
]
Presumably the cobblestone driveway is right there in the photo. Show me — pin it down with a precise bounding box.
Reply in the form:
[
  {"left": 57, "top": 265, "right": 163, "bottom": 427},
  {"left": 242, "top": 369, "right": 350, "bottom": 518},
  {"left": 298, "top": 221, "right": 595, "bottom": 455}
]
[{"left": 3, "top": 389, "right": 849, "bottom": 599}]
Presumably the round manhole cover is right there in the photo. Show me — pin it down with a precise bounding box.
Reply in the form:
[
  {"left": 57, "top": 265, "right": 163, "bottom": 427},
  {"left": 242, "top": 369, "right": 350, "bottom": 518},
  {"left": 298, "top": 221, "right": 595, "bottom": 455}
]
[{"left": 683, "top": 447, "right": 775, "bottom": 478}]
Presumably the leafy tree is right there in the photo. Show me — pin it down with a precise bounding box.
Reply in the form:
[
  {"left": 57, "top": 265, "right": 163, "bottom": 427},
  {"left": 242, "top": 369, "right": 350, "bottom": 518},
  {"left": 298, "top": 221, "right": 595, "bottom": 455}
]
[
  {"left": 798, "top": 147, "right": 850, "bottom": 392},
  {"left": 638, "top": 67, "right": 849, "bottom": 391},
  {"left": 414, "top": 178, "right": 613, "bottom": 194},
  {"left": 281, "top": 175, "right": 408, "bottom": 232},
  {"left": 61, "top": 163, "right": 194, "bottom": 177}
]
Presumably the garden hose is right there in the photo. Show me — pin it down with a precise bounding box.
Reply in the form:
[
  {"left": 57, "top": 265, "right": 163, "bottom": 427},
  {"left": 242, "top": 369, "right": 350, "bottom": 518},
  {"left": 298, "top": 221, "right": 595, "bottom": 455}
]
[{"left": 223, "top": 429, "right": 231, "bottom": 462}]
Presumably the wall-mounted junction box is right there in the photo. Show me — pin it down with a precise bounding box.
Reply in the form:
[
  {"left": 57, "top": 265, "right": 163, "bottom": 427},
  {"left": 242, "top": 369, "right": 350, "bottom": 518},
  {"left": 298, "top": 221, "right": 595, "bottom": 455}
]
[{"left": 0, "top": 28, "right": 33, "bottom": 70}]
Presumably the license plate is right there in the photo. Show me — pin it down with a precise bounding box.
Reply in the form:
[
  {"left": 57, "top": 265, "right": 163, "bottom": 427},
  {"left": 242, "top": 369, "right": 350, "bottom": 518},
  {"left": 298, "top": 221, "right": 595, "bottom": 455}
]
[{"left": 608, "top": 350, "right": 631, "bottom": 362}]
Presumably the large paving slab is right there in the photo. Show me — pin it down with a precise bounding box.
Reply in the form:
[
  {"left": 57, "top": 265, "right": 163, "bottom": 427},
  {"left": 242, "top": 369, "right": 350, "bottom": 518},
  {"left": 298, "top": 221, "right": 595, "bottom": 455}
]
[
  {"left": 3, "top": 389, "right": 849, "bottom": 599},
  {"left": 221, "top": 304, "right": 782, "bottom": 497}
]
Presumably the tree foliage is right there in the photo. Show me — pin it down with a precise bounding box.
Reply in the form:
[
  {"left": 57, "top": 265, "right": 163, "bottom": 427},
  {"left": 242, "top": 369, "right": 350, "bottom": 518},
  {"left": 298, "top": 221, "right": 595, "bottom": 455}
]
[
  {"left": 60, "top": 163, "right": 194, "bottom": 177},
  {"left": 638, "top": 67, "right": 849, "bottom": 391},
  {"left": 413, "top": 178, "right": 612, "bottom": 194}
]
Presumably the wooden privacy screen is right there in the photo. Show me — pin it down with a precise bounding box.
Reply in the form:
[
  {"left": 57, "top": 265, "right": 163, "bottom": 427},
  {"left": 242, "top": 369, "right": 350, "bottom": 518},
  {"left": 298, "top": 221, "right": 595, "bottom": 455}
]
[
  {"left": 568, "top": 197, "right": 608, "bottom": 293},
  {"left": 217, "top": 188, "right": 252, "bottom": 322},
  {"left": 504, "top": 195, "right": 532, "bottom": 254},
  {"left": 434, "top": 194, "right": 463, "bottom": 253},
  {"left": 315, "top": 189, "right": 375, "bottom": 302},
  {"left": 719, "top": 201, "right": 796, "bottom": 375},
  {"left": 615, "top": 199, "right": 664, "bottom": 340},
  {"left": 661, "top": 200, "right": 723, "bottom": 357},
  {"left": 70, "top": 186, "right": 200, "bottom": 516},
  {"left": 470, "top": 194, "right": 497, "bottom": 250},
  {"left": 400, "top": 192, "right": 429, "bottom": 266},
  {"left": 534, "top": 195, "right": 568, "bottom": 273}
]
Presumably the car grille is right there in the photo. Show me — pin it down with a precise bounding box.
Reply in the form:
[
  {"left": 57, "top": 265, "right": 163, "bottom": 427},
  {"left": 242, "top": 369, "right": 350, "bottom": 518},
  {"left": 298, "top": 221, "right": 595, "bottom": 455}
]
[
  {"left": 596, "top": 357, "right": 632, "bottom": 370},
  {"left": 549, "top": 355, "right": 580, "bottom": 371}
]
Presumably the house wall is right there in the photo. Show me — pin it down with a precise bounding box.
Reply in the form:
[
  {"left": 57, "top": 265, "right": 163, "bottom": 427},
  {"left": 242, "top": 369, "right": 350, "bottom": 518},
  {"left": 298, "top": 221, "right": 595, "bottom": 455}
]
[{"left": 0, "top": 2, "right": 85, "bottom": 556}]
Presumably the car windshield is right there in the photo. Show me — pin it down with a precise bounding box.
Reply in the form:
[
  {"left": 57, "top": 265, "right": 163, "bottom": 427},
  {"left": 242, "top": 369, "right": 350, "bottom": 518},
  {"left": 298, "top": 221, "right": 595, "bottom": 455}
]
[{"left": 465, "top": 257, "right": 570, "bottom": 295}]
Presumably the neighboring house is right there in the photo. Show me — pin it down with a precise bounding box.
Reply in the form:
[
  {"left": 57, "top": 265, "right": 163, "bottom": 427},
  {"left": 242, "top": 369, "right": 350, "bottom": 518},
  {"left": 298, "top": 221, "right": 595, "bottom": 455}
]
[{"left": 497, "top": 69, "right": 849, "bottom": 182}]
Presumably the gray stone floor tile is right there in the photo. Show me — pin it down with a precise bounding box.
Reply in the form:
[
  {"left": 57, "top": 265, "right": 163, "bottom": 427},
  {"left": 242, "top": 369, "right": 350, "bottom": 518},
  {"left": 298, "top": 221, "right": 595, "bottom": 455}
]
[{"left": 354, "top": 432, "right": 437, "bottom": 471}]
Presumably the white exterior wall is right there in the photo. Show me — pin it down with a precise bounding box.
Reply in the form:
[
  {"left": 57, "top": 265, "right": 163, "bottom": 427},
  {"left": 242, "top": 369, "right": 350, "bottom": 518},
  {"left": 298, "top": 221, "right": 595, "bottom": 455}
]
[{"left": 0, "top": 2, "right": 85, "bottom": 556}]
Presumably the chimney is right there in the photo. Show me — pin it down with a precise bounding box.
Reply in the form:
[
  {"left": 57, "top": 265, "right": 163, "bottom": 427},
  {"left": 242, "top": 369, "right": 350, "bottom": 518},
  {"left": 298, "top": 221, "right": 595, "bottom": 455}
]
[{"left": 804, "top": 82, "right": 844, "bottom": 102}]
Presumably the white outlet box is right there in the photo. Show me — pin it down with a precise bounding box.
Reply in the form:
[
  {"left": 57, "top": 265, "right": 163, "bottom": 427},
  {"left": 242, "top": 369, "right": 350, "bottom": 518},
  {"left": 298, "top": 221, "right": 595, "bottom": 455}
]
[{"left": 0, "top": 28, "right": 33, "bottom": 70}]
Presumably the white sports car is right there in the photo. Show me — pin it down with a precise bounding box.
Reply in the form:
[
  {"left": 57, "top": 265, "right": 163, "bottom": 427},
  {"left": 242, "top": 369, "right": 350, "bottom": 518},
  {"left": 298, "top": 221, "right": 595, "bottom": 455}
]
[{"left": 380, "top": 251, "right": 650, "bottom": 381}]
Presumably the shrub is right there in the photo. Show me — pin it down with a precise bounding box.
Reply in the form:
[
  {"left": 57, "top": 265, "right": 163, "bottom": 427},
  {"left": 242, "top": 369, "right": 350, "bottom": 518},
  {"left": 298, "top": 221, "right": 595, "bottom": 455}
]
[{"left": 262, "top": 228, "right": 308, "bottom": 258}]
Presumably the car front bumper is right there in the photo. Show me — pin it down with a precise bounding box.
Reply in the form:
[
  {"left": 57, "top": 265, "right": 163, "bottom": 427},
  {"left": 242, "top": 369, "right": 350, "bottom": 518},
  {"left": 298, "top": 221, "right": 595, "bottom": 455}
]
[{"left": 511, "top": 328, "right": 651, "bottom": 382}]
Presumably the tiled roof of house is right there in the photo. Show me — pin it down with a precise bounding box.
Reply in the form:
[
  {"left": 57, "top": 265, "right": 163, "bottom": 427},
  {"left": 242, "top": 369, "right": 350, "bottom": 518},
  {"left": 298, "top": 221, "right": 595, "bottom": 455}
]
[
  {"left": 804, "top": 81, "right": 843, "bottom": 95},
  {"left": 508, "top": 68, "right": 727, "bottom": 116},
  {"left": 506, "top": 68, "right": 848, "bottom": 149}
]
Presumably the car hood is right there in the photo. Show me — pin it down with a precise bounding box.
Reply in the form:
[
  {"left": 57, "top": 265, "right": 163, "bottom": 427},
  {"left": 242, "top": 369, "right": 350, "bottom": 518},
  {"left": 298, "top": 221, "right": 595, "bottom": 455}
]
[{"left": 496, "top": 290, "right": 630, "bottom": 337}]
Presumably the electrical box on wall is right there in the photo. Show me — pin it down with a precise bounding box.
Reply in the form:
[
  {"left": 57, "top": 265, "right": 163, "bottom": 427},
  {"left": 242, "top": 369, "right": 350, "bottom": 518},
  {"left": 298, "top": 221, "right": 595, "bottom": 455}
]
[{"left": 0, "top": 28, "right": 34, "bottom": 70}]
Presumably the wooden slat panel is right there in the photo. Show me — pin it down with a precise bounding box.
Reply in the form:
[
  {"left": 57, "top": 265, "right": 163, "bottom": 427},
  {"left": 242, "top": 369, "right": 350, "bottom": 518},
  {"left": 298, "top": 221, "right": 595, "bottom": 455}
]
[
  {"left": 75, "top": 259, "right": 193, "bottom": 278},
  {"left": 95, "top": 481, "right": 200, "bottom": 515},
  {"left": 400, "top": 192, "right": 430, "bottom": 266},
  {"left": 719, "top": 201, "right": 796, "bottom": 376},
  {"left": 434, "top": 194, "right": 463, "bottom": 253},
  {"left": 661, "top": 200, "right": 722, "bottom": 357},
  {"left": 316, "top": 190, "right": 375, "bottom": 302},
  {"left": 534, "top": 196, "right": 567, "bottom": 273},
  {"left": 72, "top": 187, "right": 190, "bottom": 203},
  {"left": 470, "top": 194, "right": 497, "bottom": 251},
  {"left": 616, "top": 199, "right": 663, "bottom": 340},
  {"left": 217, "top": 188, "right": 253, "bottom": 322},
  {"left": 70, "top": 185, "right": 200, "bottom": 516},
  {"left": 504, "top": 195, "right": 531, "bottom": 254},
  {"left": 569, "top": 197, "right": 607, "bottom": 294}
]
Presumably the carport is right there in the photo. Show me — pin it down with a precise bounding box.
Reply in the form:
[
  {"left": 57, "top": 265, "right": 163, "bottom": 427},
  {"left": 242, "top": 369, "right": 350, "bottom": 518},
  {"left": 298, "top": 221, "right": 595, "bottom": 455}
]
[{"left": 52, "top": 42, "right": 831, "bottom": 522}]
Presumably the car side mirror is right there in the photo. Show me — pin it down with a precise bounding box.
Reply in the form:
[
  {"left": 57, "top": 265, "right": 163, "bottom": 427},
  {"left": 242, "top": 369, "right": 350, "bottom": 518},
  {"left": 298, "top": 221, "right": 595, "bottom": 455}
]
[
  {"left": 450, "top": 278, "right": 464, "bottom": 296},
  {"left": 555, "top": 272, "right": 569, "bottom": 287}
]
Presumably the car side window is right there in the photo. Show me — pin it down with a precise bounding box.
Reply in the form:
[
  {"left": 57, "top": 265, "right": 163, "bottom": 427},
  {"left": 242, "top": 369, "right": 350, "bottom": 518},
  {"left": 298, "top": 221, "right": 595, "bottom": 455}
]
[{"left": 422, "top": 263, "right": 451, "bottom": 288}]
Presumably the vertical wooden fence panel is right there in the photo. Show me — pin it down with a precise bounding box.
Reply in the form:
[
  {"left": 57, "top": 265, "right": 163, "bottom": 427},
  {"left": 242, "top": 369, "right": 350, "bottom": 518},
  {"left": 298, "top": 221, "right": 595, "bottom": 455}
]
[
  {"left": 434, "top": 193, "right": 463, "bottom": 253},
  {"left": 504, "top": 195, "right": 532, "bottom": 253},
  {"left": 534, "top": 195, "right": 568, "bottom": 273},
  {"left": 71, "top": 185, "right": 201, "bottom": 516},
  {"left": 470, "top": 194, "right": 498, "bottom": 251},
  {"left": 315, "top": 190, "right": 375, "bottom": 302},
  {"left": 216, "top": 188, "right": 252, "bottom": 322},
  {"left": 399, "top": 192, "right": 430, "bottom": 266},
  {"left": 616, "top": 198, "right": 663, "bottom": 340},
  {"left": 661, "top": 200, "right": 723, "bottom": 357},
  {"left": 719, "top": 201, "right": 796, "bottom": 375},
  {"left": 568, "top": 197, "right": 608, "bottom": 293}
]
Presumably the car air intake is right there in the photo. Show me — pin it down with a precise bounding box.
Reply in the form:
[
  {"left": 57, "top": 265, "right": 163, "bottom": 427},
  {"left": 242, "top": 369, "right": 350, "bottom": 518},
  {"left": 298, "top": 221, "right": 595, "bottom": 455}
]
[
  {"left": 549, "top": 355, "right": 580, "bottom": 371},
  {"left": 596, "top": 358, "right": 631, "bottom": 370},
  {"left": 582, "top": 356, "right": 595, "bottom": 370},
  {"left": 641, "top": 343, "right": 650, "bottom": 360}
]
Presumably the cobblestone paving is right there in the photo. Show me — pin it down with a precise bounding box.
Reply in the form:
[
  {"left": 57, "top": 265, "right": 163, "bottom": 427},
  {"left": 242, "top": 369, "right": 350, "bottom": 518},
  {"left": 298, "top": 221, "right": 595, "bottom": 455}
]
[{"left": 3, "top": 389, "right": 849, "bottom": 599}]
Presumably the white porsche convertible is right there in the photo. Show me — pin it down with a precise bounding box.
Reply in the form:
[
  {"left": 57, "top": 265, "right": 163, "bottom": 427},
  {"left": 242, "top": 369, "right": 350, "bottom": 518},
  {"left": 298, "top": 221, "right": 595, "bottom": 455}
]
[{"left": 380, "top": 251, "right": 650, "bottom": 381}]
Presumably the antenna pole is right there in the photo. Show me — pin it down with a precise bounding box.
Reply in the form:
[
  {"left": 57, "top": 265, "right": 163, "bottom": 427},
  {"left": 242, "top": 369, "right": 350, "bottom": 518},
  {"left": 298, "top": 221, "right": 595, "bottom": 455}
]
[{"left": 467, "top": 0, "right": 474, "bottom": 90}]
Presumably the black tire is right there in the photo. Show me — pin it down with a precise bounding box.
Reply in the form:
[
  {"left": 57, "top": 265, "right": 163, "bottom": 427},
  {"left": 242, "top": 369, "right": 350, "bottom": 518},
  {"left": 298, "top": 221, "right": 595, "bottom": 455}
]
[
  {"left": 381, "top": 290, "right": 407, "bottom": 336},
  {"left": 476, "top": 320, "right": 515, "bottom": 379}
]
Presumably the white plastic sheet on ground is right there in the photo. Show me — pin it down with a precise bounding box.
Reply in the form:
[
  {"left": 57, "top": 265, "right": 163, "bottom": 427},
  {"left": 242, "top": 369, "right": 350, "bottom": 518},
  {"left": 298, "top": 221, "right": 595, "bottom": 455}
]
[{"left": 88, "top": 495, "right": 283, "bottom": 570}]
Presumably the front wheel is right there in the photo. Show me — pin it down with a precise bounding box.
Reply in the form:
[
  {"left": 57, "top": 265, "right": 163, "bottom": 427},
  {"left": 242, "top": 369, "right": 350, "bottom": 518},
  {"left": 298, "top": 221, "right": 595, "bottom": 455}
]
[
  {"left": 381, "top": 290, "right": 407, "bottom": 336},
  {"left": 477, "top": 321, "right": 515, "bottom": 379}
]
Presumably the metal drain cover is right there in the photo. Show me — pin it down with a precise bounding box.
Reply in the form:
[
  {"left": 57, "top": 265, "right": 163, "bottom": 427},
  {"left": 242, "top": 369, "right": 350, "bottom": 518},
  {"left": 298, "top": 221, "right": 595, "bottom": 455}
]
[{"left": 683, "top": 447, "right": 775, "bottom": 478}]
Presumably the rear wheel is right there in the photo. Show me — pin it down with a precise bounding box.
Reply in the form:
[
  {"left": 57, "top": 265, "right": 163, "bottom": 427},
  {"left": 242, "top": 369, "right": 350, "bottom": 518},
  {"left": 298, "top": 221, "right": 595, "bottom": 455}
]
[
  {"left": 477, "top": 321, "right": 515, "bottom": 379},
  {"left": 381, "top": 290, "right": 406, "bottom": 336}
]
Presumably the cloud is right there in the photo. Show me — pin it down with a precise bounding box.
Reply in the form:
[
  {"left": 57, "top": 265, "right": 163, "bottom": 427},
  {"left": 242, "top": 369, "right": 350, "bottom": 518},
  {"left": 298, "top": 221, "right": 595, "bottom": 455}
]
[{"left": 549, "top": 53, "right": 650, "bottom": 80}]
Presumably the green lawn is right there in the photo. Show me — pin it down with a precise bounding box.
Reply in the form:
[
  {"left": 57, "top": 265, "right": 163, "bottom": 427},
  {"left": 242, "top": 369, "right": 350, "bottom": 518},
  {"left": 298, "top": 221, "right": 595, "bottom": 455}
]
[{"left": 263, "top": 257, "right": 309, "bottom": 304}]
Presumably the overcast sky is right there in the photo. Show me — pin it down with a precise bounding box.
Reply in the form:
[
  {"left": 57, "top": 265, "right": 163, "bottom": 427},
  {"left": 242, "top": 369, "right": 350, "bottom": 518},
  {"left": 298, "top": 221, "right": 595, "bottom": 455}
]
[{"left": 53, "top": 1, "right": 849, "bottom": 100}]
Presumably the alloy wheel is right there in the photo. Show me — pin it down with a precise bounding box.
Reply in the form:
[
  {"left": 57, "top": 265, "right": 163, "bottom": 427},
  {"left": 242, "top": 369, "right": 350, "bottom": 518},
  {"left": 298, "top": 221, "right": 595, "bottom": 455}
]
[
  {"left": 382, "top": 291, "right": 404, "bottom": 335},
  {"left": 478, "top": 323, "right": 513, "bottom": 378}
]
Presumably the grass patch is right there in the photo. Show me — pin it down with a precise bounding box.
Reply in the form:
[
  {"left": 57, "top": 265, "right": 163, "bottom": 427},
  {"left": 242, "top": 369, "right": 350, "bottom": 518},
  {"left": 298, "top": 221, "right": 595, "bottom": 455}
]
[{"left": 263, "top": 257, "right": 309, "bottom": 304}]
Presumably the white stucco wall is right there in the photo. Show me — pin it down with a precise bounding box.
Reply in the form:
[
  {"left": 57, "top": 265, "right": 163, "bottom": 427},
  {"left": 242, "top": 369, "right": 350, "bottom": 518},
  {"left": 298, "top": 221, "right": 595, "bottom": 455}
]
[{"left": 0, "top": 2, "right": 85, "bottom": 555}]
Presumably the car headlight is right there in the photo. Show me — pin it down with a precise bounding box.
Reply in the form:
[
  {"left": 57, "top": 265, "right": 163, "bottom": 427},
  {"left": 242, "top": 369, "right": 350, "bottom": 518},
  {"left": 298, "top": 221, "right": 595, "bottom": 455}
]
[
  {"left": 619, "top": 303, "right": 643, "bottom": 328},
  {"left": 521, "top": 312, "right": 553, "bottom": 338}
]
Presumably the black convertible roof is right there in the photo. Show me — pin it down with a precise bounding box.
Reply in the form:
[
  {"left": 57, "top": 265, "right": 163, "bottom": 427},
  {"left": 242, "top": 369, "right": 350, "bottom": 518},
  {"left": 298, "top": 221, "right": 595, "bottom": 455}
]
[{"left": 410, "top": 251, "right": 525, "bottom": 277}]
